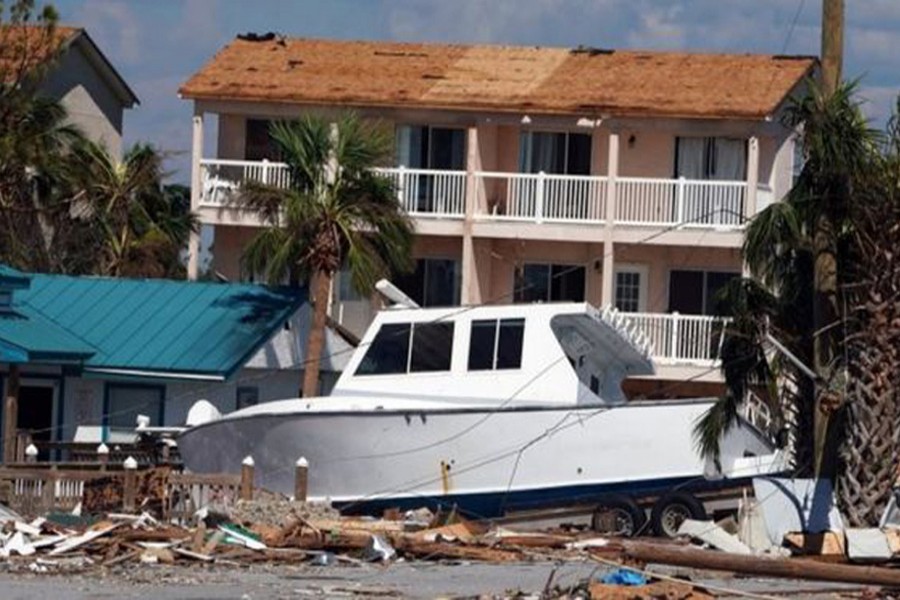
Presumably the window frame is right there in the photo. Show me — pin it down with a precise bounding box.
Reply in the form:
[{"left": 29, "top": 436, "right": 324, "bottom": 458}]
[
  {"left": 518, "top": 130, "right": 593, "bottom": 175},
  {"left": 395, "top": 124, "right": 467, "bottom": 170},
  {"left": 355, "top": 321, "right": 455, "bottom": 376},
  {"left": 103, "top": 382, "right": 165, "bottom": 433},
  {"left": 514, "top": 262, "right": 586, "bottom": 304},
  {"left": 614, "top": 264, "right": 649, "bottom": 313},
  {"left": 467, "top": 318, "right": 525, "bottom": 372},
  {"left": 667, "top": 268, "right": 740, "bottom": 315},
  {"left": 236, "top": 386, "right": 260, "bottom": 410}
]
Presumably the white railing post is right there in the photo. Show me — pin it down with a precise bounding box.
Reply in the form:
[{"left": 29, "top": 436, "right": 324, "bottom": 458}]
[
  {"left": 676, "top": 177, "right": 686, "bottom": 225},
  {"left": 261, "top": 158, "right": 270, "bottom": 185},
  {"left": 396, "top": 165, "right": 407, "bottom": 211},
  {"left": 670, "top": 312, "right": 680, "bottom": 360},
  {"left": 535, "top": 171, "right": 545, "bottom": 223}
]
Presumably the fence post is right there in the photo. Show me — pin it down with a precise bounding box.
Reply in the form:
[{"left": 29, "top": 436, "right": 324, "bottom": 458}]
[
  {"left": 25, "top": 443, "right": 37, "bottom": 464},
  {"left": 670, "top": 312, "right": 680, "bottom": 360},
  {"left": 42, "top": 465, "right": 57, "bottom": 513},
  {"left": 240, "top": 455, "right": 254, "bottom": 501},
  {"left": 261, "top": 158, "right": 270, "bottom": 185},
  {"left": 676, "top": 176, "right": 686, "bottom": 224},
  {"left": 123, "top": 456, "right": 138, "bottom": 512},
  {"left": 294, "top": 456, "right": 308, "bottom": 502},
  {"left": 535, "top": 171, "right": 546, "bottom": 223},
  {"left": 97, "top": 443, "right": 109, "bottom": 471}
]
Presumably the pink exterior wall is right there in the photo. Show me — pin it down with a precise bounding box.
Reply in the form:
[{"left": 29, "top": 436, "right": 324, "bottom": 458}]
[
  {"left": 618, "top": 129, "right": 675, "bottom": 178},
  {"left": 616, "top": 244, "right": 741, "bottom": 313}
]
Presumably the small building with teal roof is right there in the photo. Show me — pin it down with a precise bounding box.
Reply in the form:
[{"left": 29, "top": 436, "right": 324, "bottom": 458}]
[{"left": 0, "top": 265, "right": 354, "bottom": 462}]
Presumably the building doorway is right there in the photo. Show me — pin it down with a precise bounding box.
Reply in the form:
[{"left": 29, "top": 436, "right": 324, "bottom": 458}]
[{"left": 17, "top": 384, "right": 55, "bottom": 460}]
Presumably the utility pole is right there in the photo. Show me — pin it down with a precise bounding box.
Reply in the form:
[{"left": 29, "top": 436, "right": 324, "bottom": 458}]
[
  {"left": 820, "top": 0, "right": 844, "bottom": 97},
  {"left": 812, "top": 0, "right": 844, "bottom": 478}
]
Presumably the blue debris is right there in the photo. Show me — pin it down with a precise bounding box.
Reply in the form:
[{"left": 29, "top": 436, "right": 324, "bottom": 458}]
[{"left": 599, "top": 568, "right": 648, "bottom": 586}]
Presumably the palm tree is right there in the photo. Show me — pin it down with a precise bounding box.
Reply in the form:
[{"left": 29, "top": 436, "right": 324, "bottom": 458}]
[
  {"left": 238, "top": 114, "right": 414, "bottom": 397},
  {"left": 0, "top": 95, "right": 85, "bottom": 272},
  {"left": 64, "top": 140, "right": 197, "bottom": 277},
  {"left": 693, "top": 82, "right": 900, "bottom": 524}
]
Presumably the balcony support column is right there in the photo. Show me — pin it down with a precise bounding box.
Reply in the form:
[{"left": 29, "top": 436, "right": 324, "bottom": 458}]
[
  {"left": 187, "top": 108, "right": 205, "bottom": 280},
  {"left": 743, "top": 136, "right": 760, "bottom": 277},
  {"left": 462, "top": 125, "right": 481, "bottom": 305},
  {"left": 601, "top": 131, "right": 619, "bottom": 307}
]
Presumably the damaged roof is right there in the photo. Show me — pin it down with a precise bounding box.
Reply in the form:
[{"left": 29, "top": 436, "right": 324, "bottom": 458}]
[{"left": 179, "top": 36, "right": 817, "bottom": 120}]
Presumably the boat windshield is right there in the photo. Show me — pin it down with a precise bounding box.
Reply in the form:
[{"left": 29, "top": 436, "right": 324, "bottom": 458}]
[{"left": 356, "top": 322, "right": 454, "bottom": 375}]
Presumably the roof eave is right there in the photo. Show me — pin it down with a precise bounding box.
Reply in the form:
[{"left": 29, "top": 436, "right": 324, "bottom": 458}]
[
  {"left": 67, "top": 29, "right": 139, "bottom": 108},
  {"left": 178, "top": 90, "right": 778, "bottom": 122}
]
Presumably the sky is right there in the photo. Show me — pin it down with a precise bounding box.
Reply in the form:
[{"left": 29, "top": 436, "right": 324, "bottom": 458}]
[{"left": 51, "top": 0, "right": 900, "bottom": 184}]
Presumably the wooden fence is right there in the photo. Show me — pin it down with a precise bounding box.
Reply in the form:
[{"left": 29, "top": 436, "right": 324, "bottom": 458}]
[{"left": 0, "top": 464, "right": 249, "bottom": 522}]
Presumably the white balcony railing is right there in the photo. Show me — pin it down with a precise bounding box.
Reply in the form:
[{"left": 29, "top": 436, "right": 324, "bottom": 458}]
[
  {"left": 623, "top": 312, "right": 728, "bottom": 366},
  {"left": 198, "top": 158, "right": 750, "bottom": 230},
  {"left": 475, "top": 171, "right": 608, "bottom": 223},
  {"left": 373, "top": 167, "right": 466, "bottom": 217},
  {"left": 200, "top": 159, "right": 291, "bottom": 207},
  {"left": 616, "top": 177, "right": 746, "bottom": 228}
]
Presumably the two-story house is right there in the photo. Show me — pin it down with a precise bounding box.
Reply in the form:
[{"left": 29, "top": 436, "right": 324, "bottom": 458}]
[
  {"left": 2, "top": 25, "right": 139, "bottom": 156},
  {"left": 179, "top": 36, "right": 815, "bottom": 398}
]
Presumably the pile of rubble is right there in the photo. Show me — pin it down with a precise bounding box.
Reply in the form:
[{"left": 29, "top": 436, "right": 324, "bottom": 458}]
[{"left": 5, "top": 476, "right": 900, "bottom": 598}]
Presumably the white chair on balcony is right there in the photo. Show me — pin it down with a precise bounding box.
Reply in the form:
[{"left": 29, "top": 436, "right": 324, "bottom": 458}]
[{"left": 203, "top": 176, "right": 239, "bottom": 207}]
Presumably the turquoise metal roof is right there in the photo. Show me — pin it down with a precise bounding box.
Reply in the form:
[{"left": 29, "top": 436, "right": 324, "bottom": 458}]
[{"left": 0, "top": 269, "right": 305, "bottom": 378}]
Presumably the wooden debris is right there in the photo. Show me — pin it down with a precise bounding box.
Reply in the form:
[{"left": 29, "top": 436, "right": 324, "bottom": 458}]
[
  {"left": 617, "top": 538, "right": 900, "bottom": 587},
  {"left": 783, "top": 531, "right": 846, "bottom": 556}
]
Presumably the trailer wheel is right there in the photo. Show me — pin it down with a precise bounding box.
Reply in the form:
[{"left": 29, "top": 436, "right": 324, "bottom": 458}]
[
  {"left": 591, "top": 494, "right": 646, "bottom": 537},
  {"left": 651, "top": 492, "right": 706, "bottom": 538}
]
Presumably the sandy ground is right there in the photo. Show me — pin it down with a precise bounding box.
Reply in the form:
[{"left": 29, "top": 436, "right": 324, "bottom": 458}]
[{"left": 0, "top": 560, "right": 872, "bottom": 599}]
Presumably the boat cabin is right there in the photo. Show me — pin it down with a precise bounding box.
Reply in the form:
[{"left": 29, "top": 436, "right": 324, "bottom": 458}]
[{"left": 332, "top": 303, "right": 654, "bottom": 406}]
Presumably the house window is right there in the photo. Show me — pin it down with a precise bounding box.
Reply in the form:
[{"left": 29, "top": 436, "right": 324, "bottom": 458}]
[
  {"left": 514, "top": 264, "right": 585, "bottom": 304},
  {"left": 245, "top": 119, "right": 280, "bottom": 161},
  {"left": 105, "top": 384, "right": 163, "bottom": 430},
  {"left": 519, "top": 131, "right": 591, "bottom": 175},
  {"left": 468, "top": 318, "right": 525, "bottom": 371},
  {"left": 356, "top": 322, "right": 455, "bottom": 375},
  {"left": 236, "top": 386, "right": 259, "bottom": 410},
  {"left": 396, "top": 125, "right": 466, "bottom": 170},
  {"left": 394, "top": 258, "right": 461, "bottom": 307},
  {"left": 675, "top": 137, "right": 747, "bottom": 181},
  {"left": 614, "top": 267, "right": 647, "bottom": 313},
  {"left": 668, "top": 270, "right": 739, "bottom": 315}
]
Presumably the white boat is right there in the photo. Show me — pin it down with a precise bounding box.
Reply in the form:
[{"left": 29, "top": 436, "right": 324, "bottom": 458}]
[{"left": 178, "top": 300, "right": 785, "bottom": 519}]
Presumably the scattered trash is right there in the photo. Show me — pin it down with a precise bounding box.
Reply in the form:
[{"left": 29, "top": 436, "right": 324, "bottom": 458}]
[
  {"left": 676, "top": 518, "right": 752, "bottom": 554},
  {"left": 364, "top": 534, "right": 396, "bottom": 562},
  {"left": 845, "top": 528, "right": 893, "bottom": 561},
  {"left": 599, "top": 567, "right": 648, "bottom": 586}
]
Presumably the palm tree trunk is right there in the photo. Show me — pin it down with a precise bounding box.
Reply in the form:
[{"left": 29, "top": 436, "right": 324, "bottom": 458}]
[
  {"left": 302, "top": 270, "right": 331, "bottom": 398},
  {"left": 813, "top": 214, "right": 841, "bottom": 478}
]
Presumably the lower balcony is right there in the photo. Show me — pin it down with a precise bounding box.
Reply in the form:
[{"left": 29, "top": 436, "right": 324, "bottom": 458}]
[{"left": 623, "top": 312, "right": 727, "bottom": 367}]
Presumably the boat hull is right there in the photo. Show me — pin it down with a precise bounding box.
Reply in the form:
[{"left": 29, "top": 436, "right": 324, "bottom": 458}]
[{"left": 178, "top": 399, "right": 781, "bottom": 518}]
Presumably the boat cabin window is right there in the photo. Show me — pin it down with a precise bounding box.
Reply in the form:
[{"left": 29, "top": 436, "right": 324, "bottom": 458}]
[
  {"left": 356, "top": 322, "right": 454, "bottom": 375},
  {"left": 468, "top": 318, "right": 525, "bottom": 371}
]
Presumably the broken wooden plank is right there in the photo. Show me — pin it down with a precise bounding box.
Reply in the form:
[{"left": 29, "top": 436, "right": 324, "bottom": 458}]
[
  {"left": 48, "top": 523, "right": 119, "bottom": 556},
  {"left": 783, "top": 531, "right": 845, "bottom": 556},
  {"left": 618, "top": 539, "right": 900, "bottom": 587}
]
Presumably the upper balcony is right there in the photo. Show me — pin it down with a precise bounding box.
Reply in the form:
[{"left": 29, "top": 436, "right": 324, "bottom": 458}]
[{"left": 197, "top": 157, "right": 772, "bottom": 246}]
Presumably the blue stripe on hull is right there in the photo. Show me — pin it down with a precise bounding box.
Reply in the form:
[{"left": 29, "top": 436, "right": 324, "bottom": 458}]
[{"left": 334, "top": 475, "right": 760, "bottom": 519}]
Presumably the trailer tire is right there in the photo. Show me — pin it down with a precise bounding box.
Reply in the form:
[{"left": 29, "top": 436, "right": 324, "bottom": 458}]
[
  {"left": 591, "top": 494, "right": 646, "bottom": 537},
  {"left": 651, "top": 492, "right": 706, "bottom": 538}
]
